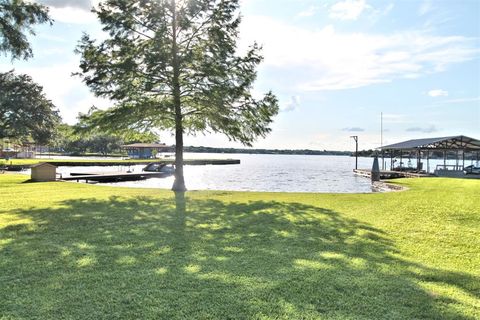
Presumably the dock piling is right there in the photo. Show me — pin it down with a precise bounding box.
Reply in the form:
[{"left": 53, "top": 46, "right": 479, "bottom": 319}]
[{"left": 371, "top": 156, "right": 381, "bottom": 182}]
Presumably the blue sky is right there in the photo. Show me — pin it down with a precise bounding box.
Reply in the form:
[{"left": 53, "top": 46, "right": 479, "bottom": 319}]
[{"left": 1, "top": 0, "right": 479, "bottom": 150}]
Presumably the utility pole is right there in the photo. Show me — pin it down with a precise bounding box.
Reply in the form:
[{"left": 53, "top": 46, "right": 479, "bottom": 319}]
[
  {"left": 381, "top": 112, "right": 384, "bottom": 170},
  {"left": 351, "top": 135, "right": 358, "bottom": 170},
  {"left": 381, "top": 112, "right": 383, "bottom": 149}
]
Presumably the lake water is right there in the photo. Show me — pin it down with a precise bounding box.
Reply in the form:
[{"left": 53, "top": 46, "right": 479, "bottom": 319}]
[
  {"left": 24, "top": 153, "right": 478, "bottom": 193},
  {"left": 53, "top": 154, "right": 375, "bottom": 193}
]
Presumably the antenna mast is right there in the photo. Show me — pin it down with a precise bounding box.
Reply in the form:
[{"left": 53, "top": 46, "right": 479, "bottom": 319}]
[
  {"left": 381, "top": 112, "right": 383, "bottom": 148},
  {"left": 381, "top": 112, "right": 384, "bottom": 170}
]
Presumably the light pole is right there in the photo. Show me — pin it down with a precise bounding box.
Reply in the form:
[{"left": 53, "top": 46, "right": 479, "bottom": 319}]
[{"left": 350, "top": 136, "right": 358, "bottom": 170}]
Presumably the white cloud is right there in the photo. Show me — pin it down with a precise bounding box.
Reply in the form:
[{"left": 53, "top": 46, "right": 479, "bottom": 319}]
[
  {"left": 48, "top": 6, "right": 96, "bottom": 24},
  {"left": 239, "top": 16, "right": 479, "bottom": 91},
  {"left": 37, "top": 0, "right": 101, "bottom": 24},
  {"left": 406, "top": 125, "right": 439, "bottom": 133},
  {"left": 438, "top": 97, "right": 480, "bottom": 104},
  {"left": 342, "top": 127, "right": 365, "bottom": 132},
  {"left": 297, "top": 6, "right": 318, "bottom": 18},
  {"left": 309, "top": 132, "right": 382, "bottom": 151},
  {"left": 329, "top": 0, "right": 370, "bottom": 21},
  {"left": 382, "top": 3, "right": 394, "bottom": 16},
  {"left": 38, "top": 0, "right": 92, "bottom": 10},
  {"left": 282, "top": 96, "right": 300, "bottom": 112},
  {"left": 418, "top": 0, "right": 433, "bottom": 16},
  {"left": 427, "top": 89, "right": 448, "bottom": 97},
  {"left": 367, "top": 3, "right": 394, "bottom": 23},
  {"left": 382, "top": 114, "right": 408, "bottom": 124}
]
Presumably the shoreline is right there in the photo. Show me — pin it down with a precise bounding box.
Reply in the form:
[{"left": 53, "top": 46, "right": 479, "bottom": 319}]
[{"left": 372, "top": 181, "right": 409, "bottom": 192}]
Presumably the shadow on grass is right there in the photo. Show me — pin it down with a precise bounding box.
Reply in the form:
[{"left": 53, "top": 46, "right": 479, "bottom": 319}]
[{"left": 0, "top": 193, "right": 477, "bottom": 319}]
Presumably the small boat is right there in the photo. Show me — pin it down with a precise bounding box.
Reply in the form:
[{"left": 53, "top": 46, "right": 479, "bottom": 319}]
[
  {"left": 5, "top": 166, "right": 24, "bottom": 172},
  {"left": 464, "top": 165, "right": 480, "bottom": 175},
  {"left": 143, "top": 162, "right": 175, "bottom": 174}
]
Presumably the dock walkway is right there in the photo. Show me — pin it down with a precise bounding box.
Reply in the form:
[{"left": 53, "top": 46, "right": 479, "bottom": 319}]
[
  {"left": 4, "top": 159, "right": 241, "bottom": 171},
  {"left": 354, "top": 169, "right": 430, "bottom": 179},
  {"left": 61, "top": 171, "right": 170, "bottom": 183}
]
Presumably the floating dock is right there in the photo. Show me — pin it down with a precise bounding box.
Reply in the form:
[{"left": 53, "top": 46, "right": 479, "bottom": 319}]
[
  {"left": 61, "top": 171, "right": 170, "bottom": 183},
  {"left": 4, "top": 159, "right": 241, "bottom": 171}
]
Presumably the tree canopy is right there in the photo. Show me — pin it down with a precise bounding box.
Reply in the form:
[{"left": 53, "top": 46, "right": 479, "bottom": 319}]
[
  {"left": 0, "top": 71, "right": 60, "bottom": 144},
  {"left": 49, "top": 122, "right": 160, "bottom": 155},
  {"left": 76, "top": 0, "right": 279, "bottom": 191},
  {"left": 0, "top": 0, "right": 51, "bottom": 60}
]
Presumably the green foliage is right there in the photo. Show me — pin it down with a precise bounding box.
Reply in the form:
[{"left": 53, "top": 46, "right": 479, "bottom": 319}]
[
  {"left": 0, "top": 176, "right": 479, "bottom": 318},
  {"left": 75, "top": 115, "right": 160, "bottom": 145},
  {"left": 51, "top": 125, "right": 109, "bottom": 154},
  {"left": 75, "top": 0, "right": 279, "bottom": 190},
  {"left": 49, "top": 123, "right": 159, "bottom": 155},
  {"left": 49, "top": 123, "right": 76, "bottom": 150},
  {"left": 0, "top": 0, "right": 51, "bottom": 60},
  {"left": 0, "top": 70, "right": 60, "bottom": 144},
  {"left": 121, "top": 130, "right": 159, "bottom": 145}
]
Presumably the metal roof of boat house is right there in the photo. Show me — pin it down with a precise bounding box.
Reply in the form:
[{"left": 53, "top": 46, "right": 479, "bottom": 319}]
[
  {"left": 121, "top": 143, "right": 169, "bottom": 149},
  {"left": 380, "top": 135, "right": 480, "bottom": 151}
]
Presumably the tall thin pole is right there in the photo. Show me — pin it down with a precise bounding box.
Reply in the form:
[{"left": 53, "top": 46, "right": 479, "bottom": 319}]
[
  {"left": 351, "top": 136, "right": 358, "bottom": 170},
  {"left": 381, "top": 112, "right": 384, "bottom": 170},
  {"left": 381, "top": 112, "right": 383, "bottom": 149},
  {"left": 356, "top": 137, "right": 358, "bottom": 170}
]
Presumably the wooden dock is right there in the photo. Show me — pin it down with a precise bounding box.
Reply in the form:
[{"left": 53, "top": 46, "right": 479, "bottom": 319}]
[
  {"left": 45, "top": 159, "right": 241, "bottom": 167},
  {"left": 3, "top": 159, "right": 241, "bottom": 171},
  {"left": 61, "top": 171, "right": 170, "bottom": 183},
  {"left": 354, "top": 169, "right": 430, "bottom": 179}
]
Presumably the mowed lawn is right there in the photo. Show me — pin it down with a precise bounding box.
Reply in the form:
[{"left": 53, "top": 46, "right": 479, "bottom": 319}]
[{"left": 0, "top": 175, "right": 479, "bottom": 319}]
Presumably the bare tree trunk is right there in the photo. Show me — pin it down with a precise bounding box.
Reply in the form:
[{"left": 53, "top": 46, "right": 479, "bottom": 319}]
[
  {"left": 171, "top": 0, "right": 186, "bottom": 192},
  {"left": 172, "top": 114, "right": 186, "bottom": 191}
]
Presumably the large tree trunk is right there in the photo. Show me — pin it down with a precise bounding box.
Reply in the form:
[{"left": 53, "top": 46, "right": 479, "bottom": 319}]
[
  {"left": 171, "top": 0, "right": 186, "bottom": 192},
  {"left": 172, "top": 113, "right": 186, "bottom": 191}
]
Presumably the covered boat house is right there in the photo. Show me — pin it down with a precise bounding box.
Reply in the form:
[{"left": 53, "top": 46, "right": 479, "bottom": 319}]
[
  {"left": 122, "top": 143, "right": 171, "bottom": 159},
  {"left": 379, "top": 135, "right": 480, "bottom": 177}
]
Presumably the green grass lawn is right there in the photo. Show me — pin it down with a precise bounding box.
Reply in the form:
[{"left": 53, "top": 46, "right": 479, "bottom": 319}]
[{"left": 0, "top": 175, "right": 479, "bottom": 319}]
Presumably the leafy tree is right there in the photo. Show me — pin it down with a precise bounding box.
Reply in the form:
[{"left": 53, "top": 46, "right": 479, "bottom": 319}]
[
  {"left": 121, "top": 130, "right": 159, "bottom": 145},
  {"left": 51, "top": 122, "right": 160, "bottom": 155},
  {"left": 75, "top": 112, "right": 160, "bottom": 145},
  {"left": 49, "top": 123, "right": 76, "bottom": 152},
  {"left": 86, "top": 134, "right": 123, "bottom": 155},
  {"left": 0, "top": 0, "right": 51, "bottom": 60},
  {"left": 0, "top": 70, "right": 60, "bottom": 144},
  {"left": 64, "top": 138, "right": 89, "bottom": 155},
  {"left": 76, "top": 0, "right": 279, "bottom": 191}
]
